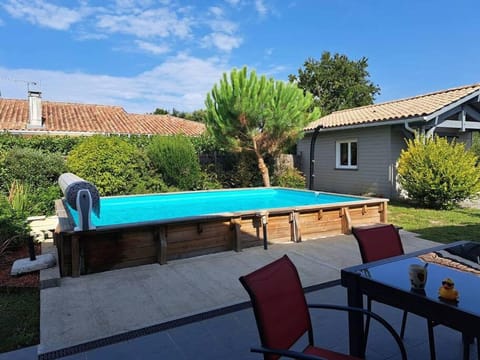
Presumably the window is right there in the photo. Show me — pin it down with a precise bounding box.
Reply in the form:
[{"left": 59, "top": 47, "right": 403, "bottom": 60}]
[{"left": 336, "top": 140, "right": 357, "bottom": 169}]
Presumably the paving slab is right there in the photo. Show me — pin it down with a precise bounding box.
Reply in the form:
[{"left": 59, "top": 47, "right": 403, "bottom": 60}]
[{"left": 39, "top": 232, "right": 439, "bottom": 356}]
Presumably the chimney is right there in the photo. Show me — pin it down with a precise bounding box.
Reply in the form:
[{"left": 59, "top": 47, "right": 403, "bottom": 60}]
[{"left": 27, "top": 91, "right": 43, "bottom": 128}]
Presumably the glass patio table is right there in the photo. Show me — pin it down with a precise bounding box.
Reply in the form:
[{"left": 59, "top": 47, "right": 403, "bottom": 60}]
[{"left": 341, "top": 240, "right": 480, "bottom": 359}]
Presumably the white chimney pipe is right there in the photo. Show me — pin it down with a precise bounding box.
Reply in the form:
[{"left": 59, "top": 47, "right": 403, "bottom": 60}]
[{"left": 27, "top": 91, "right": 43, "bottom": 128}]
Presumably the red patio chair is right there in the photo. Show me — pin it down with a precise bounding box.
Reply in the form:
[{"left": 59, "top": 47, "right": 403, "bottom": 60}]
[
  {"left": 239, "top": 255, "right": 407, "bottom": 360},
  {"left": 352, "top": 224, "right": 436, "bottom": 360}
]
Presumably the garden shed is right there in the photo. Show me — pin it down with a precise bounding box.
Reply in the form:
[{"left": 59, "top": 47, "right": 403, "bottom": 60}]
[{"left": 298, "top": 83, "right": 480, "bottom": 199}]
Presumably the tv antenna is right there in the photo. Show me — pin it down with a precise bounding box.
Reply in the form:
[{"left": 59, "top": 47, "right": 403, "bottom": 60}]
[{"left": 0, "top": 77, "right": 40, "bottom": 96}]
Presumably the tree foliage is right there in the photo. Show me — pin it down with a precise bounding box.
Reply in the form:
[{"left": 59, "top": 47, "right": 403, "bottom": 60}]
[
  {"left": 397, "top": 136, "right": 480, "bottom": 209},
  {"left": 205, "top": 67, "right": 319, "bottom": 187},
  {"left": 153, "top": 108, "right": 169, "bottom": 115},
  {"left": 289, "top": 51, "right": 380, "bottom": 115}
]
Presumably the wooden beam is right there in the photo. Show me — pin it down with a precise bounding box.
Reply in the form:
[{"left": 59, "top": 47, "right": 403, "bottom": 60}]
[
  {"left": 436, "top": 120, "right": 480, "bottom": 130},
  {"left": 464, "top": 105, "right": 480, "bottom": 122},
  {"left": 231, "top": 217, "right": 242, "bottom": 252}
]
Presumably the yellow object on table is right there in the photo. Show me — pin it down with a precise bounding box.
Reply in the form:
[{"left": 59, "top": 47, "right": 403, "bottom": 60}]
[{"left": 438, "top": 278, "right": 459, "bottom": 301}]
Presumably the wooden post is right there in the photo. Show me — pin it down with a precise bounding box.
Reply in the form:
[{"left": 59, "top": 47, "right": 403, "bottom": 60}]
[
  {"left": 71, "top": 235, "right": 80, "bottom": 277},
  {"left": 290, "top": 211, "right": 302, "bottom": 243},
  {"left": 379, "top": 201, "right": 388, "bottom": 223},
  {"left": 341, "top": 207, "right": 353, "bottom": 234},
  {"left": 231, "top": 217, "right": 242, "bottom": 252},
  {"left": 156, "top": 226, "right": 167, "bottom": 265}
]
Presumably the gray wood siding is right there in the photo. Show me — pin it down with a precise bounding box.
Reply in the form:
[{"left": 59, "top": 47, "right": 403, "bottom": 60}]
[
  {"left": 389, "top": 125, "right": 409, "bottom": 199},
  {"left": 297, "top": 135, "right": 312, "bottom": 187},
  {"left": 299, "top": 127, "right": 396, "bottom": 197}
]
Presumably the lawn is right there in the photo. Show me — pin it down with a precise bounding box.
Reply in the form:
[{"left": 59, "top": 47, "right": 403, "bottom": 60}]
[
  {"left": 389, "top": 201, "right": 480, "bottom": 243},
  {"left": 0, "top": 287, "right": 39, "bottom": 353}
]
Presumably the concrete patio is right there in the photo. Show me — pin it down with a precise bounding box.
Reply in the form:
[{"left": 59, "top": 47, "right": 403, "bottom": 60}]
[{"left": 3, "top": 230, "right": 474, "bottom": 359}]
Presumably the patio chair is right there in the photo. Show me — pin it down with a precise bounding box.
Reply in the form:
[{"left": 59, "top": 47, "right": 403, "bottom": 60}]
[
  {"left": 352, "top": 224, "right": 436, "bottom": 360},
  {"left": 239, "top": 255, "right": 407, "bottom": 360}
]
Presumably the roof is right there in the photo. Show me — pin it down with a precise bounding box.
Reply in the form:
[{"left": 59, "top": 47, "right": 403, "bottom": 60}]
[
  {"left": 304, "top": 83, "right": 480, "bottom": 131},
  {"left": 129, "top": 114, "right": 206, "bottom": 136},
  {"left": 0, "top": 98, "right": 206, "bottom": 136}
]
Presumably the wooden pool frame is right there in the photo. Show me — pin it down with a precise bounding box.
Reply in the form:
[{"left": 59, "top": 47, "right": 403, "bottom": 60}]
[{"left": 54, "top": 190, "right": 389, "bottom": 277}]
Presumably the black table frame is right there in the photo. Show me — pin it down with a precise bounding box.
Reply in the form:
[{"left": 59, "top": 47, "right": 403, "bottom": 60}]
[{"left": 341, "top": 240, "right": 480, "bottom": 359}]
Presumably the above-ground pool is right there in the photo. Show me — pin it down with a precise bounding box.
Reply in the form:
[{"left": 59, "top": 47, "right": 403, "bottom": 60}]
[{"left": 55, "top": 188, "right": 388, "bottom": 277}]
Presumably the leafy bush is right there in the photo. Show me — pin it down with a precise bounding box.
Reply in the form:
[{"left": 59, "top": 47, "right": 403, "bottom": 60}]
[
  {"left": 67, "top": 136, "right": 149, "bottom": 196},
  {"left": 146, "top": 135, "right": 202, "bottom": 190},
  {"left": 0, "top": 147, "right": 66, "bottom": 193},
  {"left": 29, "top": 185, "right": 63, "bottom": 215},
  {"left": 273, "top": 168, "right": 306, "bottom": 189},
  {"left": 0, "top": 195, "right": 29, "bottom": 254},
  {"left": 397, "top": 136, "right": 480, "bottom": 209}
]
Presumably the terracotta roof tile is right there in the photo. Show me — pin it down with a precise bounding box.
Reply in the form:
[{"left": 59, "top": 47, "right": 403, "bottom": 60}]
[
  {"left": 128, "top": 114, "right": 205, "bottom": 136},
  {"left": 0, "top": 98, "right": 205, "bottom": 136},
  {"left": 305, "top": 83, "right": 480, "bottom": 130}
]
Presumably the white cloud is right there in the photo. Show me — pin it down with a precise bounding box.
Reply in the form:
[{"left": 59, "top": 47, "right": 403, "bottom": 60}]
[
  {"left": 96, "top": 8, "right": 192, "bottom": 39},
  {"left": 2, "top": 0, "right": 88, "bottom": 30},
  {"left": 0, "top": 55, "right": 228, "bottom": 113},
  {"left": 209, "top": 19, "right": 238, "bottom": 34},
  {"left": 254, "top": 0, "right": 268, "bottom": 16},
  {"left": 0, "top": 18, "right": 4, "bottom": 26},
  {"left": 202, "top": 33, "right": 242, "bottom": 52},
  {"left": 135, "top": 40, "right": 170, "bottom": 55},
  {"left": 225, "top": 0, "right": 241, "bottom": 6},
  {"left": 209, "top": 6, "right": 224, "bottom": 17}
]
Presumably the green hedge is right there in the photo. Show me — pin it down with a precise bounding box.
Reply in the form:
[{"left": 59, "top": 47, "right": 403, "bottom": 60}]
[
  {"left": 147, "top": 135, "right": 202, "bottom": 190},
  {"left": 0, "top": 133, "right": 81, "bottom": 155},
  {"left": 0, "top": 147, "right": 67, "bottom": 193}
]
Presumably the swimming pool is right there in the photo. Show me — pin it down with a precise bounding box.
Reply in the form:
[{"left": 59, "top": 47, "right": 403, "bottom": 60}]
[
  {"left": 55, "top": 188, "right": 388, "bottom": 277},
  {"left": 66, "top": 188, "right": 367, "bottom": 228}
]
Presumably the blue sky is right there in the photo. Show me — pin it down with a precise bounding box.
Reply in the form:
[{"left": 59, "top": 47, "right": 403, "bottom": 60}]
[{"left": 0, "top": 0, "right": 478, "bottom": 114}]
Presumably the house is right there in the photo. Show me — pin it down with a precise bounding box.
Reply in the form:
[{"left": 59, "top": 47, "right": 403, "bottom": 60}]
[
  {"left": 0, "top": 91, "right": 205, "bottom": 137},
  {"left": 297, "top": 83, "right": 480, "bottom": 199}
]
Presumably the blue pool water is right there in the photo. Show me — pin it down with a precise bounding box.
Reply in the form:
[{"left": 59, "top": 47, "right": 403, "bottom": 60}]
[{"left": 66, "top": 188, "right": 365, "bottom": 228}]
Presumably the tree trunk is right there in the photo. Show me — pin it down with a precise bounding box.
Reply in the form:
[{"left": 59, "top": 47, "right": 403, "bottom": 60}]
[{"left": 253, "top": 140, "right": 270, "bottom": 187}]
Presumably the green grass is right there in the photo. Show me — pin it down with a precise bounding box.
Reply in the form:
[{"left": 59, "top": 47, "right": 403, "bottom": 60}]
[
  {"left": 389, "top": 201, "right": 480, "bottom": 243},
  {"left": 0, "top": 287, "right": 39, "bottom": 353}
]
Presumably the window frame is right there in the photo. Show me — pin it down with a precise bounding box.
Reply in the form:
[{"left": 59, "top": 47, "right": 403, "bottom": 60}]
[{"left": 335, "top": 139, "right": 358, "bottom": 169}]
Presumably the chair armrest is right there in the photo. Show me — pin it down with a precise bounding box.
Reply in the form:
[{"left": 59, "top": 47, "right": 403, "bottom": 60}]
[
  {"left": 308, "top": 303, "right": 407, "bottom": 360},
  {"left": 251, "top": 346, "right": 327, "bottom": 360}
]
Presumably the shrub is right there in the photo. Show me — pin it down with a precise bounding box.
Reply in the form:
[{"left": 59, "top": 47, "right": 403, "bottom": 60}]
[
  {"left": 0, "top": 195, "right": 30, "bottom": 254},
  {"left": 29, "top": 185, "right": 63, "bottom": 215},
  {"left": 397, "top": 136, "right": 480, "bottom": 209},
  {"left": 146, "top": 135, "right": 202, "bottom": 190},
  {"left": 0, "top": 147, "right": 66, "bottom": 193},
  {"left": 8, "top": 180, "right": 30, "bottom": 214},
  {"left": 67, "top": 136, "right": 149, "bottom": 196},
  {"left": 273, "top": 168, "right": 306, "bottom": 189}
]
